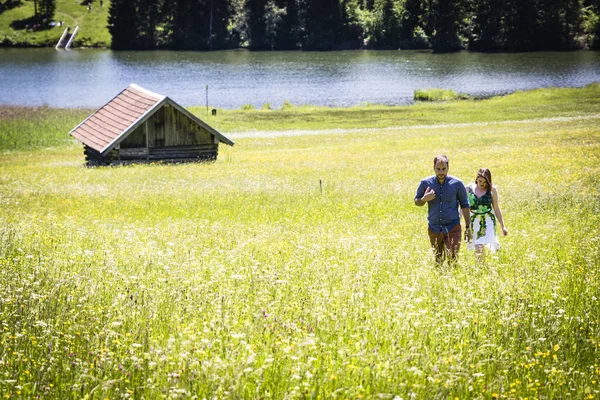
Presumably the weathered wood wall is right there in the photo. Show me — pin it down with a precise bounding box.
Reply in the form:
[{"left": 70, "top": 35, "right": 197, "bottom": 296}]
[
  {"left": 84, "top": 144, "right": 218, "bottom": 166},
  {"left": 84, "top": 104, "right": 220, "bottom": 166},
  {"left": 84, "top": 147, "right": 117, "bottom": 166},
  {"left": 120, "top": 104, "right": 213, "bottom": 148}
]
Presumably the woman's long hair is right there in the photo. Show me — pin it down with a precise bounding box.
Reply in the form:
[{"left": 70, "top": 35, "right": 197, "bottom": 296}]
[{"left": 476, "top": 168, "right": 493, "bottom": 190}]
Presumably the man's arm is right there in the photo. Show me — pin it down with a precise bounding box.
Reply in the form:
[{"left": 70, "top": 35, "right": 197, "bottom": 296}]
[
  {"left": 415, "top": 181, "right": 435, "bottom": 206},
  {"left": 461, "top": 206, "right": 471, "bottom": 229},
  {"left": 458, "top": 182, "right": 472, "bottom": 239},
  {"left": 415, "top": 197, "right": 426, "bottom": 206},
  {"left": 414, "top": 181, "right": 426, "bottom": 206},
  {"left": 462, "top": 206, "right": 472, "bottom": 240}
]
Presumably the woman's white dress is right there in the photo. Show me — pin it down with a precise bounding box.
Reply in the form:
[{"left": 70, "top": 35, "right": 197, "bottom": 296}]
[{"left": 466, "top": 184, "right": 500, "bottom": 252}]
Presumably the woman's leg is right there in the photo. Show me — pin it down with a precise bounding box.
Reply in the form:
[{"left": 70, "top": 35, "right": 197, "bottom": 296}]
[{"left": 475, "top": 244, "right": 485, "bottom": 262}]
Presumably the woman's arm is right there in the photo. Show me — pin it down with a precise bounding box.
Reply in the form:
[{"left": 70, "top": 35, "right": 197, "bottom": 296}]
[{"left": 492, "top": 187, "right": 508, "bottom": 236}]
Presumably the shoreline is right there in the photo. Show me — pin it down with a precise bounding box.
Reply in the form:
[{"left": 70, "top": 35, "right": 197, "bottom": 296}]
[
  {"left": 0, "top": 86, "right": 583, "bottom": 111},
  {"left": 1, "top": 43, "right": 599, "bottom": 52},
  {"left": 2, "top": 84, "right": 599, "bottom": 152}
]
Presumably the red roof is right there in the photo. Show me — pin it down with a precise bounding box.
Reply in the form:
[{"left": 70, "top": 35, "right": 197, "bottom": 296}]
[{"left": 69, "top": 84, "right": 165, "bottom": 153}]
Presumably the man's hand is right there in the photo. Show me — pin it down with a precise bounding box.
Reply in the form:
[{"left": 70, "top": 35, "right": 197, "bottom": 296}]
[
  {"left": 464, "top": 227, "right": 472, "bottom": 242},
  {"left": 422, "top": 187, "right": 435, "bottom": 202}
]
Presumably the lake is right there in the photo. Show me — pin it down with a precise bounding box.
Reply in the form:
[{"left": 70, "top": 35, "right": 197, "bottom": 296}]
[{"left": 1, "top": 48, "right": 599, "bottom": 109}]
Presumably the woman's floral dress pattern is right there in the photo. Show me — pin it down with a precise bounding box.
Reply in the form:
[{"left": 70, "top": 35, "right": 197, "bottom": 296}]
[{"left": 467, "top": 184, "right": 500, "bottom": 251}]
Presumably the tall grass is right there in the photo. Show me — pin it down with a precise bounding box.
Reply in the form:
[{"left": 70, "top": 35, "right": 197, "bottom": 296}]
[
  {"left": 0, "top": 106, "right": 89, "bottom": 151},
  {"left": 0, "top": 88, "right": 599, "bottom": 398},
  {"left": 413, "top": 88, "right": 468, "bottom": 101}
]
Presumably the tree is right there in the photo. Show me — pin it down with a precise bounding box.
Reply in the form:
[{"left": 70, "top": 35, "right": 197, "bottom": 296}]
[
  {"left": 247, "top": 0, "right": 269, "bottom": 49},
  {"left": 468, "top": 0, "right": 504, "bottom": 51},
  {"left": 136, "top": 0, "right": 161, "bottom": 49},
  {"left": 399, "top": 0, "right": 423, "bottom": 42},
  {"left": 209, "top": 0, "right": 235, "bottom": 48},
  {"left": 420, "top": 0, "right": 435, "bottom": 37},
  {"left": 108, "top": 0, "right": 165, "bottom": 50},
  {"left": 264, "top": 0, "right": 287, "bottom": 49},
  {"left": 591, "top": 0, "right": 600, "bottom": 49},
  {"left": 108, "top": 0, "right": 139, "bottom": 49},
  {"left": 536, "top": 0, "right": 567, "bottom": 49},
  {"left": 430, "top": 0, "right": 464, "bottom": 52},
  {"left": 503, "top": 0, "right": 538, "bottom": 51},
  {"left": 41, "top": 0, "right": 56, "bottom": 19},
  {"left": 109, "top": 0, "right": 234, "bottom": 50},
  {"left": 244, "top": 0, "right": 289, "bottom": 50},
  {"left": 363, "top": 0, "right": 375, "bottom": 9},
  {"left": 274, "top": 0, "right": 301, "bottom": 49},
  {"left": 300, "top": 0, "right": 349, "bottom": 50},
  {"left": 339, "top": 0, "right": 364, "bottom": 46},
  {"left": 32, "top": 0, "right": 56, "bottom": 22},
  {"left": 561, "top": 0, "right": 583, "bottom": 49},
  {"left": 169, "top": 0, "right": 232, "bottom": 50},
  {"left": 102, "top": 0, "right": 593, "bottom": 51},
  {"left": 370, "top": 0, "right": 400, "bottom": 48}
]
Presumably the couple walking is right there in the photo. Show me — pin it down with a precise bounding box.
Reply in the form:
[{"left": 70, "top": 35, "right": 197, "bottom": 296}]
[{"left": 414, "top": 155, "right": 508, "bottom": 265}]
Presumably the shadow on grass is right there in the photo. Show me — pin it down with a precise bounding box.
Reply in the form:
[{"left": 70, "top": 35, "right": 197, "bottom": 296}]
[
  {"left": 10, "top": 15, "right": 55, "bottom": 31},
  {"left": 0, "top": 0, "right": 22, "bottom": 15}
]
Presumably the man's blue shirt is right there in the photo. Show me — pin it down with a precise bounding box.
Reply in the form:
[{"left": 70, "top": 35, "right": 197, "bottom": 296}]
[{"left": 415, "top": 175, "right": 469, "bottom": 233}]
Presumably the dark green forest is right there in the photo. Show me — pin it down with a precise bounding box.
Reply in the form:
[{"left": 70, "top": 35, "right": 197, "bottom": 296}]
[{"left": 108, "top": 0, "right": 600, "bottom": 51}]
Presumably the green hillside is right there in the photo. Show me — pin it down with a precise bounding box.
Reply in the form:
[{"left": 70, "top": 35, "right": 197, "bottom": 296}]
[{"left": 0, "top": 0, "right": 111, "bottom": 47}]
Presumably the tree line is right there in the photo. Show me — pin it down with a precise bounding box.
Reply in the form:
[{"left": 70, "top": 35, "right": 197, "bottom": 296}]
[{"left": 106, "top": 0, "right": 600, "bottom": 51}]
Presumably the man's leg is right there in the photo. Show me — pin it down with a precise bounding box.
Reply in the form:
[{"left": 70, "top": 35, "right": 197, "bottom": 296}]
[
  {"left": 445, "top": 223, "right": 462, "bottom": 264},
  {"left": 428, "top": 229, "right": 445, "bottom": 265}
]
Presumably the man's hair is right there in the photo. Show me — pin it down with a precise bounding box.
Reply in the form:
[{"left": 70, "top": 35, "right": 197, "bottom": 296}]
[{"left": 433, "top": 155, "right": 449, "bottom": 166}]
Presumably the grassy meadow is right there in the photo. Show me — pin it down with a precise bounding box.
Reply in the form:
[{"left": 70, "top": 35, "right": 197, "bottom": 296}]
[
  {"left": 0, "top": 0, "right": 111, "bottom": 47},
  {"left": 1, "top": 86, "right": 600, "bottom": 399}
]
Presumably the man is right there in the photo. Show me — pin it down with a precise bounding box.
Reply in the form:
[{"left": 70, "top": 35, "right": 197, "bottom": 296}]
[{"left": 415, "top": 155, "right": 471, "bottom": 266}]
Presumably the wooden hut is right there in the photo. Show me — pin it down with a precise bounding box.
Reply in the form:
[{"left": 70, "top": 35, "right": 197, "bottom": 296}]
[{"left": 69, "top": 84, "right": 233, "bottom": 166}]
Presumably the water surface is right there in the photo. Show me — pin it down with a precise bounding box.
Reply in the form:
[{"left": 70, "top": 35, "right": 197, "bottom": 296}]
[{"left": 1, "top": 48, "right": 599, "bottom": 109}]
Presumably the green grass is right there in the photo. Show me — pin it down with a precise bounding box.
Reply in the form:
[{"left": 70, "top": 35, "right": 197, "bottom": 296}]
[
  {"left": 3, "top": 85, "right": 599, "bottom": 152},
  {"left": 0, "top": 106, "right": 90, "bottom": 150},
  {"left": 193, "top": 83, "right": 600, "bottom": 134},
  {"left": 414, "top": 88, "right": 469, "bottom": 101},
  {"left": 0, "top": 86, "right": 599, "bottom": 399},
  {"left": 0, "top": 0, "right": 111, "bottom": 47}
]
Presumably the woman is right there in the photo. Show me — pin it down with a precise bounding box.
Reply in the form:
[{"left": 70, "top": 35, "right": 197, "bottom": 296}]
[{"left": 466, "top": 168, "right": 508, "bottom": 259}]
